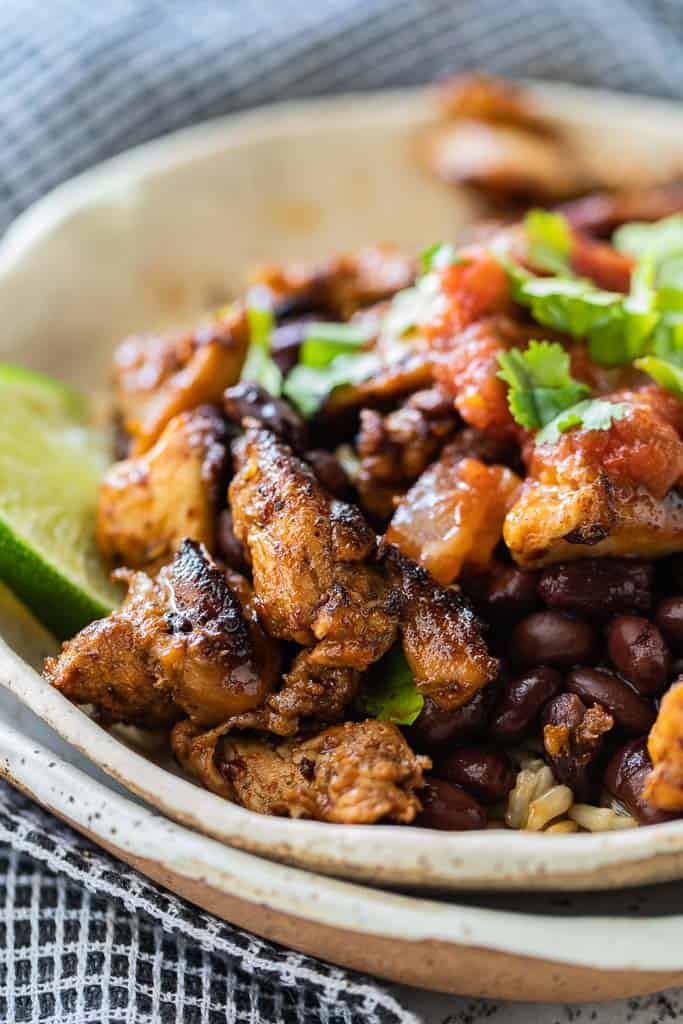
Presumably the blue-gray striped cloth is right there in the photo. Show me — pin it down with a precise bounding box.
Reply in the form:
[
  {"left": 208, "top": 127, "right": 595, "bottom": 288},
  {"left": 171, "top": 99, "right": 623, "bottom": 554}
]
[{"left": 0, "top": 2, "right": 682, "bottom": 1022}]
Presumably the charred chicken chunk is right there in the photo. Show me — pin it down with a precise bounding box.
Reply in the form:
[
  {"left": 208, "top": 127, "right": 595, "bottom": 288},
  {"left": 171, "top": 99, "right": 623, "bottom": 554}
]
[
  {"left": 251, "top": 244, "right": 415, "bottom": 322},
  {"left": 425, "top": 75, "right": 589, "bottom": 202},
  {"left": 114, "top": 304, "right": 248, "bottom": 455},
  {"left": 645, "top": 679, "right": 683, "bottom": 811},
  {"left": 355, "top": 388, "right": 457, "bottom": 521},
  {"left": 386, "top": 549, "right": 499, "bottom": 710},
  {"left": 560, "top": 182, "right": 683, "bottom": 237},
  {"left": 46, "top": 540, "right": 280, "bottom": 728},
  {"left": 229, "top": 426, "right": 399, "bottom": 669},
  {"left": 505, "top": 396, "right": 683, "bottom": 568},
  {"left": 97, "top": 406, "right": 228, "bottom": 571},
  {"left": 45, "top": 569, "right": 178, "bottom": 728},
  {"left": 174, "top": 718, "right": 429, "bottom": 824}
]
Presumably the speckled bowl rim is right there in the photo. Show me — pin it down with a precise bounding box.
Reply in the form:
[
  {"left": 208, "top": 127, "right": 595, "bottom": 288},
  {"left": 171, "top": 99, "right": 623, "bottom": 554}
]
[
  {"left": 1, "top": 84, "right": 683, "bottom": 892},
  {"left": 3, "top": 714, "right": 683, "bottom": 976}
]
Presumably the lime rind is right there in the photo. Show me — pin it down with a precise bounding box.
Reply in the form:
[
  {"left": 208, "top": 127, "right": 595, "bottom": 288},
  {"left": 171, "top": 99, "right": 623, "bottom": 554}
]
[{"left": 0, "top": 363, "right": 121, "bottom": 639}]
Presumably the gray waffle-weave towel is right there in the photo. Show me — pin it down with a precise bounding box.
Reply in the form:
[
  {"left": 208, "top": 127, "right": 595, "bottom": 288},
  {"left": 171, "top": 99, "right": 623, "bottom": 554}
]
[{"left": 0, "top": 2, "right": 682, "bottom": 1023}]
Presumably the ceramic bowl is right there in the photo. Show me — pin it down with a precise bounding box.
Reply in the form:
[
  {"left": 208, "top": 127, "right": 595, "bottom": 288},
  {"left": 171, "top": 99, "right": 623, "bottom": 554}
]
[{"left": 1, "top": 83, "right": 683, "bottom": 894}]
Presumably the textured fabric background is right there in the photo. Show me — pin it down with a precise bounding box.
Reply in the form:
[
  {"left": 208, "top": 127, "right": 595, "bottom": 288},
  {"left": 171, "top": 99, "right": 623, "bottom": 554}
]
[{"left": 0, "top": 1, "right": 682, "bottom": 1022}]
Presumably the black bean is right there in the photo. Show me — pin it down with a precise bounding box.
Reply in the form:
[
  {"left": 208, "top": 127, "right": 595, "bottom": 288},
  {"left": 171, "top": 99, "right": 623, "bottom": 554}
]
[
  {"left": 406, "top": 691, "right": 491, "bottom": 755},
  {"left": 604, "top": 738, "right": 677, "bottom": 825},
  {"left": 539, "top": 559, "right": 653, "bottom": 616},
  {"left": 216, "top": 508, "right": 248, "bottom": 571},
  {"left": 607, "top": 616, "right": 671, "bottom": 696},
  {"left": 655, "top": 597, "right": 683, "bottom": 656},
  {"left": 490, "top": 667, "right": 563, "bottom": 743},
  {"left": 666, "top": 555, "right": 683, "bottom": 593},
  {"left": 483, "top": 565, "right": 539, "bottom": 622},
  {"left": 305, "top": 449, "right": 351, "bottom": 500},
  {"left": 415, "top": 779, "right": 487, "bottom": 831},
  {"left": 437, "top": 746, "right": 514, "bottom": 805},
  {"left": 566, "top": 667, "right": 655, "bottom": 734},
  {"left": 511, "top": 611, "right": 596, "bottom": 667},
  {"left": 223, "top": 381, "right": 309, "bottom": 450}
]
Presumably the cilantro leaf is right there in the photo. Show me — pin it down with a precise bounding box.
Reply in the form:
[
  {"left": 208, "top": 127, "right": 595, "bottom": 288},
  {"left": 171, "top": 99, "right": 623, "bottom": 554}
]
[
  {"left": 283, "top": 351, "right": 380, "bottom": 418},
  {"left": 587, "top": 255, "right": 659, "bottom": 366},
  {"left": 634, "top": 356, "right": 683, "bottom": 401},
  {"left": 380, "top": 270, "right": 443, "bottom": 341},
  {"left": 299, "top": 321, "right": 371, "bottom": 368},
  {"left": 613, "top": 213, "right": 683, "bottom": 303},
  {"left": 357, "top": 645, "right": 424, "bottom": 726},
  {"left": 535, "top": 398, "right": 629, "bottom": 446},
  {"left": 614, "top": 213, "right": 683, "bottom": 266},
  {"left": 525, "top": 209, "right": 573, "bottom": 275},
  {"left": 634, "top": 310, "right": 683, "bottom": 399},
  {"left": 516, "top": 277, "right": 622, "bottom": 337},
  {"left": 241, "top": 306, "right": 283, "bottom": 396},
  {"left": 512, "top": 262, "right": 658, "bottom": 368},
  {"left": 497, "top": 340, "right": 589, "bottom": 431}
]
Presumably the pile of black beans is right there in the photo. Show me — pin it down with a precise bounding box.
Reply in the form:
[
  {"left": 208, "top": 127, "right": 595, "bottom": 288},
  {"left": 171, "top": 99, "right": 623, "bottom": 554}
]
[{"left": 407, "top": 556, "right": 683, "bottom": 831}]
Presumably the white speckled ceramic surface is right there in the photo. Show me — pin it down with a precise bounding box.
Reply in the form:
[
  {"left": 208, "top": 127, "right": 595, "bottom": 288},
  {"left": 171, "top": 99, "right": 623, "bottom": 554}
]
[{"left": 1, "top": 84, "right": 683, "bottom": 910}]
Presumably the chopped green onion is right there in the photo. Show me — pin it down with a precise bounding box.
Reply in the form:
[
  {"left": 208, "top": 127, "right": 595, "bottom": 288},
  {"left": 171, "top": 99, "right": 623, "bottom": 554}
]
[
  {"left": 299, "top": 321, "right": 372, "bottom": 368},
  {"left": 420, "top": 242, "right": 460, "bottom": 274},
  {"left": 283, "top": 352, "right": 380, "bottom": 418},
  {"left": 241, "top": 306, "right": 283, "bottom": 396}
]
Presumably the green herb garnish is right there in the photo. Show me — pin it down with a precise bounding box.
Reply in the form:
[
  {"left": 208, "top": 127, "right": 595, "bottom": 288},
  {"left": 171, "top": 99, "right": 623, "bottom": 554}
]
[
  {"left": 497, "top": 340, "right": 590, "bottom": 431},
  {"left": 241, "top": 306, "right": 283, "bottom": 396},
  {"left": 634, "top": 306, "right": 683, "bottom": 400},
  {"left": 516, "top": 276, "right": 622, "bottom": 338},
  {"left": 525, "top": 209, "right": 573, "bottom": 275},
  {"left": 613, "top": 214, "right": 683, "bottom": 309},
  {"left": 634, "top": 356, "right": 683, "bottom": 401},
  {"left": 535, "top": 398, "right": 629, "bottom": 446},
  {"left": 283, "top": 352, "right": 380, "bottom": 418},
  {"left": 419, "top": 242, "right": 459, "bottom": 274},
  {"left": 587, "top": 255, "right": 659, "bottom": 367},
  {"left": 299, "top": 321, "right": 371, "bottom": 368},
  {"left": 357, "top": 645, "right": 424, "bottom": 726}
]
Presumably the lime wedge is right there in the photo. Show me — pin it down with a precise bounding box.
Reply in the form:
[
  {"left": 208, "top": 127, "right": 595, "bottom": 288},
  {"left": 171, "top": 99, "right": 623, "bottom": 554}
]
[{"left": 0, "top": 364, "right": 121, "bottom": 639}]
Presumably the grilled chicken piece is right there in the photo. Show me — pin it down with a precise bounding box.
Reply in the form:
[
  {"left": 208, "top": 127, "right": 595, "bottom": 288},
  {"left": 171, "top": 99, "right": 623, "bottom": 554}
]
[
  {"left": 46, "top": 540, "right": 280, "bottom": 728},
  {"left": 230, "top": 426, "right": 399, "bottom": 669},
  {"left": 114, "top": 304, "right": 248, "bottom": 455},
  {"left": 436, "top": 73, "right": 549, "bottom": 131},
  {"left": 386, "top": 444, "right": 521, "bottom": 585},
  {"left": 645, "top": 679, "right": 683, "bottom": 811},
  {"left": 560, "top": 183, "right": 683, "bottom": 237},
  {"left": 505, "top": 394, "right": 683, "bottom": 568},
  {"left": 356, "top": 388, "right": 457, "bottom": 521},
  {"left": 45, "top": 569, "right": 179, "bottom": 728},
  {"left": 385, "top": 548, "right": 499, "bottom": 710},
  {"left": 97, "top": 406, "right": 228, "bottom": 572},
  {"left": 251, "top": 244, "right": 415, "bottom": 322},
  {"left": 425, "top": 74, "right": 588, "bottom": 203},
  {"left": 173, "top": 718, "right": 429, "bottom": 823}
]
